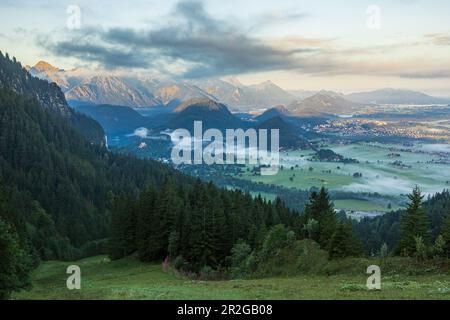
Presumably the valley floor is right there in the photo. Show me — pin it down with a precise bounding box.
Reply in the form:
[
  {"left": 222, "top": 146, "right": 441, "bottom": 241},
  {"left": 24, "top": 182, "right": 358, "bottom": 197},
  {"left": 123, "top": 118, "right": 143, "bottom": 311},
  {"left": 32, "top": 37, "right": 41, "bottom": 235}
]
[{"left": 14, "top": 256, "right": 450, "bottom": 300}]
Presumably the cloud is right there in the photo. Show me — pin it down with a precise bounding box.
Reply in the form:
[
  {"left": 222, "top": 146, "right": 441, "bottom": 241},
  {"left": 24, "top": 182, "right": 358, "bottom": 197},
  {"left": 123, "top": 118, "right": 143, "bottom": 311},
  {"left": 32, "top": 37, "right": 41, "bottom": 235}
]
[
  {"left": 396, "top": 69, "right": 450, "bottom": 79},
  {"left": 247, "top": 10, "right": 309, "bottom": 32},
  {"left": 46, "top": 40, "right": 153, "bottom": 69},
  {"left": 127, "top": 127, "right": 149, "bottom": 138},
  {"left": 41, "top": 0, "right": 320, "bottom": 78},
  {"left": 425, "top": 33, "right": 450, "bottom": 46},
  {"left": 39, "top": 0, "right": 450, "bottom": 80}
]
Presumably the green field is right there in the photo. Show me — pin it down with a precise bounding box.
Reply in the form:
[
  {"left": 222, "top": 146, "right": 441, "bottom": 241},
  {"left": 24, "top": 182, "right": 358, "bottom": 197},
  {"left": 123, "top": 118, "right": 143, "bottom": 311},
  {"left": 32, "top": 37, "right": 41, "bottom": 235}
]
[
  {"left": 243, "top": 143, "right": 450, "bottom": 195},
  {"left": 233, "top": 142, "right": 450, "bottom": 212},
  {"left": 14, "top": 256, "right": 450, "bottom": 300},
  {"left": 332, "top": 199, "right": 401, "bottom": 212}
]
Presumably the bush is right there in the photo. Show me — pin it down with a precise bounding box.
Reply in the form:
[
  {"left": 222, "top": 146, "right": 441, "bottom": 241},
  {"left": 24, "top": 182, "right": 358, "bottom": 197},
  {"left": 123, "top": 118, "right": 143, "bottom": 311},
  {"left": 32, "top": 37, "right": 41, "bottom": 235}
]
[
  {"left": 259, "top": 224, "right": 294, "bottom": 262},
  {"left": 79, "top": 239, "right": 109, "bottom": 258},
  {"left": 296, "top": 240, "right": 329, "bottom": 273},
  {"left": 199, "top": 265, "right": 226, "bottom": 281},
  {"left": 230, "top": 240, "right": 252, "bottom": 279},
  {"left": 231, "top": 227, "right": 329, "bottom": 278},
  {"left": 433, "top": 235, "right": 446, "bottom": 259},
  {"left": 173, "top": 255, "right": 190, "bottom": 271},
  {"left": 414, "top": 236, "right": 427, "bottom": 261}
]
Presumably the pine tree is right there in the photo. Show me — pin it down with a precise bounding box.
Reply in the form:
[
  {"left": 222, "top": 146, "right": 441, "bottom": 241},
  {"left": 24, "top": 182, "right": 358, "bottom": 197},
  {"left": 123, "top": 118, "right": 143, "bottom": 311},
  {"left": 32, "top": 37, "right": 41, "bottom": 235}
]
[
  {"left": 398, "top": 187, "right": 430, "bottom": 256},
  {"left": 108, "top": 194, "right": 137, "bottom": 260},
  {"left": 303, "top": 187, "right": 336, "bottom": 248},
  {"left": 327, "top": 221, "right": 362, "bottom": 258},
  {"left": 440, "top": 211, "right": 450, "bottom": 256},
  {"left": 0, "top": 218, "right": 32, "bottom": 299},
  {"left": 184, "top": 182, "right": 213, "bottom": 271},
  {"left": 136, "top": 186, "right": 160, "bottom": 261},
  {"left": 154, "top": 178, "right": 178, "bottom": 259},
  {"left": 205, "top": 183, "right": 228, "bottom": 266}
]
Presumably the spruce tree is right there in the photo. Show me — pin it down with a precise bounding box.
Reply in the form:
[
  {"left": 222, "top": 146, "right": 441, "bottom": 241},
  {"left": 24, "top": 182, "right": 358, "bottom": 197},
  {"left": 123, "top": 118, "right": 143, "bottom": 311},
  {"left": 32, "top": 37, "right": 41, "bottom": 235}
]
[
  {"left": 154, "top": 178, "right": 178, "bottom": 259},
  {"left": 205, "top": 183, "right": 228, "bottom": 266},
  {"left": 327, "top": 221, "right": 362, "bottom": 258},
  {"left": 108, "top": 194, "right": 137, "bottom": 260},
  {"left": 398, "top": 186, "right": 430, "bottom": 256},
  {"left": 303, "top": 187, "right": 336, "bottom": 248},
  {"left": 0, "top": 218, "right": 32, "bottom": 299},
  {"left": 136, "top": 186, "right": 158, "bottom": 261},
  {"left": 440, "top": 211, "right": 450, "bottom": 256}
]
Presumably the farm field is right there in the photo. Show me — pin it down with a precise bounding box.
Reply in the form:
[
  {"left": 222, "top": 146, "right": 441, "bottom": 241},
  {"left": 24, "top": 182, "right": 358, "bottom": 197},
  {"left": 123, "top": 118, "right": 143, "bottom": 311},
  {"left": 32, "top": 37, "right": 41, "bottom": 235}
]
[
  {"left": 332, "top": 199, "right": 401, "bottom": 212},
  {"left": 14, "top": 256, "right": 450, "bottom": 300},
  {"left": 233, "top": 142, "right": 450, "bottom": 212}
]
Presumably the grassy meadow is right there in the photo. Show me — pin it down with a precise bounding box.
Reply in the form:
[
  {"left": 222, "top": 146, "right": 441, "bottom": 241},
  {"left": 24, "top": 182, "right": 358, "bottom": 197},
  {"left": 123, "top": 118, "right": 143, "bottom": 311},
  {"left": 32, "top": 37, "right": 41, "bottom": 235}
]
[
  {"left": 14, "top": 255, "right": 450, "bottom": 300},
  {"left": 243, "top": 143, "right": 450, "bottom": 194},
  {"left": 234, "top": 142, "right": 450, "bottom": 212}
]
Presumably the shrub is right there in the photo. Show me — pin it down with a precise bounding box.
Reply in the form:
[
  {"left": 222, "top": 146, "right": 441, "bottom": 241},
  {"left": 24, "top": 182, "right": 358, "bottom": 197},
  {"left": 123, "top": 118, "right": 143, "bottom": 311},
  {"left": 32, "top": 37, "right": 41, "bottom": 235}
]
[
  {"left": 259, "top": 224, "right": 293, "bottom": 262},
  {"left": 199, "top": 265, "right": 226, "bottom": 281},
  {"left": 230, "top": 240, "right": 252, "bottom": 279},
  {"left": 296, "top": 239, "right": 329, "bottom": 273},
  {"left": 433, "top": 235, "right": 446, "bottom": 259},
  {"left": 173, "top": 255, "right": 189, "bottom": 271},
  {"left": 414, "top": 236, "right": 427, "bottom": 261}
]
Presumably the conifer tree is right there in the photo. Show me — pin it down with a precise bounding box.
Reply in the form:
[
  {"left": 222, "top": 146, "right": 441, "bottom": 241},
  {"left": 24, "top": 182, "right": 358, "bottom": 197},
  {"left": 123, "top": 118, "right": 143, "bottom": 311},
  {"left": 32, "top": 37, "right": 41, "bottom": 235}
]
[
  {"left": 303, "top": 187, "right": 336, "bottom": 248},
  {"left": 327, "top": 221, "right": 362, "bottom": 258},
  {"left": 440, "top": 211, "right": 450, "bottom": 256},
  {"left": 108, "top": 194, "right": 137, "bottom": 260},
  {"left": 0, "top": 218, "right": 32, "bottom": 299},
  {"left": 136, "top": 186, "right": 159, "bottom": 261},
  {"left": 154, "top": 178, "right": 178, "bottom": 258},
  {"left": 398, "top": 187, "right": 430, "bottom": 256},
  {"left": 205, "top": 183, "right": 228, "bottom": 266}
]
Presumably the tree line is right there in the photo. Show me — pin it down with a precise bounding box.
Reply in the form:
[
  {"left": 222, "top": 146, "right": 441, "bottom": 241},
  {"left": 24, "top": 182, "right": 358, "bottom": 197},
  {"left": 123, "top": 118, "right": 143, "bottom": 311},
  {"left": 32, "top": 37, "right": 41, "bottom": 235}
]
[
  {"left": 357, "top": 187, "right": 450, "bottom": 258},
  {"left": 109, "top": 184, "right": 363, "bottom": 273}
]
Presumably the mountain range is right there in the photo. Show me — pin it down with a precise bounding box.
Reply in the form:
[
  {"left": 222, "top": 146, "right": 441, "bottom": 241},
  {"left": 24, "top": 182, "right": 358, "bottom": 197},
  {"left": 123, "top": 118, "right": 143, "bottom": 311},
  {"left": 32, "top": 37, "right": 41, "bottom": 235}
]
[
  {"left": 288, "top": 90, "right": 369, "bottom": 116},
  {"left": 2, "top": 56, "right": 105, "bottom": 144},
  {"left": 72, "top": 103, "right": 151, "bottom": 135},
  {"left": 255, "top": 105, "right": 292, "bottom": 122},
  {"left": 28, "top": 61, "right": 450, "bottom": 112},
  {"left": 66, "top": 76, "right": 161, "bottom": 107},
  {"left": 162, "top": 98, "right": 243, "bottom": 131},
  {"left": 150, "top": 98, "right": 312, "bottom": 149},
  {"left": 194, "top": 79, "right": 297, "bottom": 110},
  {"left": 346, "top": 88, "right": 450, "bottom": 105},
  {"left": 255, "top": 116, "right": 311, "bottom": 150},
  {"left": 28, "top": 61, "right": 296, "bottom": 110}
]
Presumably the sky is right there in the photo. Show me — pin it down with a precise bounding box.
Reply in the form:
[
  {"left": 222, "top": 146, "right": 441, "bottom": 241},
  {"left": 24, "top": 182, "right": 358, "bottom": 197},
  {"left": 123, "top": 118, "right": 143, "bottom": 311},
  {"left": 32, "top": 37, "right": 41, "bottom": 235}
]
[{"left": 1, "top": 0, "right": 450, "bottom": 95}]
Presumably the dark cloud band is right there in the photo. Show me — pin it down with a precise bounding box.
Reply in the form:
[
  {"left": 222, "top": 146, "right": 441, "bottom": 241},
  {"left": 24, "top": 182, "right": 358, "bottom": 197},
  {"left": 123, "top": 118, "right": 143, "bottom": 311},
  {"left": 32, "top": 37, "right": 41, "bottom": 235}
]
[{"left": 42, "top": 0, "right": 313, "bottom": 78}]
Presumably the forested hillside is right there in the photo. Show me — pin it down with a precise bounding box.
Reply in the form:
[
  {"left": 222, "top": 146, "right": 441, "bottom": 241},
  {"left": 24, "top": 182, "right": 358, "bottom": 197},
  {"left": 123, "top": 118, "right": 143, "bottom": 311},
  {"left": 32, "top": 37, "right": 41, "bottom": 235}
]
[
  {"left": 109, "top": 179, "right": 300, "bottom": 272},
  {"left": 0, "top": 87, "right": 192, "bottom": 259},
  {"left": 0, "top": 51, "right": 104, "bottom": 144},
  {"left": 0, "top": 52, "right": 193, "bottom": 262},
  {"left": 356, "top": 189, "right": 450, "bottom": 255}
]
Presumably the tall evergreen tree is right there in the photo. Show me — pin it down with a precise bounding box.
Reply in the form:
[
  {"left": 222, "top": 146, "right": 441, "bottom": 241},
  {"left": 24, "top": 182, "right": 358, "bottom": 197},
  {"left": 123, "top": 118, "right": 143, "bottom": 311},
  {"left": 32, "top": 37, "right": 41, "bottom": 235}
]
[
  {"left": 398, "top": 187, "right": 431, "bottom": 256},
  {"left": 327, "top": 221, "right": 362, "bottom": 258},
  {"left": 0, "top": 218, "right": 32, "bottom": 299},
  {"left": 108, "top": 194, "right": 137, "bottom": 260},
  {"left": 303, "top": 187, "right": 336, "bottom": 248},
  {"left": 136, "top": 186, "right": 159, "bottom": 261},
  {"left": 440, "top": 211, "right": 450, "bottom": 256}
]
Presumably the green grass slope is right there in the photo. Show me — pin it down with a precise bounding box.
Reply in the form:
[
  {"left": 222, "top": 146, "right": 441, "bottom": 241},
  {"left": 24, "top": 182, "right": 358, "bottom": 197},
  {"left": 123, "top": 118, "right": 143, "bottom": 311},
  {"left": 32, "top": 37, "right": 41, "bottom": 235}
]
[{"left": 14, "top": 256, "right": 450, "bottom": 300}]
